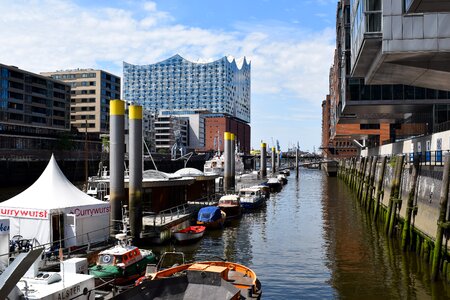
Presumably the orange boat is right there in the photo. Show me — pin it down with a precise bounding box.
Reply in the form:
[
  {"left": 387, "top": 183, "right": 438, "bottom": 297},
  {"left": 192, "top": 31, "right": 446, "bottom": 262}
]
[{"left": 128, "top": 261, "right": 262, "bottom": 299}]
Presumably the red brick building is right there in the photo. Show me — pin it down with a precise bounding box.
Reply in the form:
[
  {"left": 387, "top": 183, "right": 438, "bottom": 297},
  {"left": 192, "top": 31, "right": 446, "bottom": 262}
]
[{"left": 204, "top": 115, "right": 251, "bottom": 154}]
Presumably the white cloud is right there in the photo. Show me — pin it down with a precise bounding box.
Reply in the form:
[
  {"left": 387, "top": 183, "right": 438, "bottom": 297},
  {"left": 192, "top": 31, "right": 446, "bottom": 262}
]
[{"left": 0, "top": 0, "right": 335, "bottom": 151}]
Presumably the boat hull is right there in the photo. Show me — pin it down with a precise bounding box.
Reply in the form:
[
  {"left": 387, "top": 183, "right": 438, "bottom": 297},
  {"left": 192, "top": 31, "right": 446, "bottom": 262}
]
[
  {"left": 196, "top": 218, "right": 225, "bottom": 229},
  {"left": 90, "top": 254, "right": 157, "bottom": 287},
  {"left": 241, "top": 197, "right": 265, "bottom": 211},
  {"left": 218, "top": 205, "right": 242, "bottom": 220},
  {"left": 173, "top": 226, "right": 205, "bottom": 243}
]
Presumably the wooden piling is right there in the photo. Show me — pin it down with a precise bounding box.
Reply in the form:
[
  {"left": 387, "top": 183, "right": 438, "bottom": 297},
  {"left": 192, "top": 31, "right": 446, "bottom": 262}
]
[
  {"left": 366, "top": 156, "right": 378, "bottom": 212},
  {"left": 357, "top": 157, "right": 366, "bottom": 197},
  {"left": 386, "top": 155, "right": 405, "bottom": 237},
  {"left": 374, "top": 156, "right": 387, "bottom": 221},
  {"left": 431, "top": 153, "right": 450, "bottom": 280},
  {"left": 362, "top": 156, "right": 374, "bottom": 207},
  {"left": 401, "top": 156, "right": 420, "bottom": 251}
]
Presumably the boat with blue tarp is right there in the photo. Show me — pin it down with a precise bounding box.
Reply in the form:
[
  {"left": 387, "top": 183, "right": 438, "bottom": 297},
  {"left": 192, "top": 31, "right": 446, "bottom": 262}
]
[{"left": 196, "top": 206, "right": 226, "bottom": 229}]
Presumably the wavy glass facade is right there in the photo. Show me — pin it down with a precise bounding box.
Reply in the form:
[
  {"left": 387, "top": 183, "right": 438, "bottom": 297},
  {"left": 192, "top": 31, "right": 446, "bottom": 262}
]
[{"left": 123, "top": 54, "right": 251, "bottom": 123}]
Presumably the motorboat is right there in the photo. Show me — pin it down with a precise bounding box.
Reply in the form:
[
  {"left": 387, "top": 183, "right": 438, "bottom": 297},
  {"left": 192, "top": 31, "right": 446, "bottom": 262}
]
[
  {"left": 239, "top": 187, "right": 265, "bottom": 210},
  {"left": 267, "top": 177, "right": 282, "bottom": 193},
  {"left": 173, "top": 226, "right": 206, "bottom": 243},
  {"left": 128, "top": 261, "right": 262, "bottom": 299},
  {"left": 197, "top": 206, "right": 226, "bottom": 229},
  {"left": 218, "top": 194, "right": 242, "bottom": 220},
  {"left": 88, "top": 233, "right": 157, "bottom": 286}
]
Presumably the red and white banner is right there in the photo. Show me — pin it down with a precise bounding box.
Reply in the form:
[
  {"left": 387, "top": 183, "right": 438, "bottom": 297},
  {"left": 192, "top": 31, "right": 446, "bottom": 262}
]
[{"left": 0, "top": 208, "right": 48, "bottom": 219}]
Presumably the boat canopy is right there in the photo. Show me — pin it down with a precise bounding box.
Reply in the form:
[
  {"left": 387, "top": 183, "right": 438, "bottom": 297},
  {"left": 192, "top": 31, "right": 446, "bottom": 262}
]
[{"left": 197, "top": 206, "right": 222, "bottom": 222}]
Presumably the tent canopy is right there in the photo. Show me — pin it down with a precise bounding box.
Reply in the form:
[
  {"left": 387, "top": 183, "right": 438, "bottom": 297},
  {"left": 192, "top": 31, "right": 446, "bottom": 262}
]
[{"left": 0, "top": 155, "right": 108, "bottom": 214}]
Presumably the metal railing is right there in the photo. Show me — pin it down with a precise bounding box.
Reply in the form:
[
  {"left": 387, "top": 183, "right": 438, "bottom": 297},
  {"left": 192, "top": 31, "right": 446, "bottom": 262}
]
[
  {"left": 147, "top": 203, "right": 190, "bottom": 227},
  {"left": 406, "top": 150, "right": 448, "bottom": 166}
]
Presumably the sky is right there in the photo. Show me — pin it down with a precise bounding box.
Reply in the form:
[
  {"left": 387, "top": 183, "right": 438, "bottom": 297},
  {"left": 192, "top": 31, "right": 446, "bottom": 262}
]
[{"left": 0, "top": 0, "right": 336, "bottom": 153}]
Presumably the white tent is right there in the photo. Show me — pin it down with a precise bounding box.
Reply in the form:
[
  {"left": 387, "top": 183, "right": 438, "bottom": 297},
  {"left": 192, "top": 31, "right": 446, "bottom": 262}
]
[{"left": 0, "top": 155, "right": 110, "bottom": 248}]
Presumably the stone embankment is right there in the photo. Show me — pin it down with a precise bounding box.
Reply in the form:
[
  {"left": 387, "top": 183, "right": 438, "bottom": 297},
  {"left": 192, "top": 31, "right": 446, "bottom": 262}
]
[{"left": 339, "top": 154, "right": 450, "bottom": 281}]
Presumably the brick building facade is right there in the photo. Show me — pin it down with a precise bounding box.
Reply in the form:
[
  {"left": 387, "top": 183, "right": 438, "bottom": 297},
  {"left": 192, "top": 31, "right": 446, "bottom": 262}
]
[{"left": 204, "top": 115, "right": 250, "bottom": 154}]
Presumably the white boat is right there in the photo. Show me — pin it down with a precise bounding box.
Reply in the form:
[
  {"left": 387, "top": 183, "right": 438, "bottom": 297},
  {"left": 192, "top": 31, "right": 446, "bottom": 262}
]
[
  {"left": 239, "top": 187, "right": 265, "bottom": 210},
  {"left": 218, "top": 194, "right": 242, "bottom": 219},
  {"left": 7, "top": 250, "right": 96, "bottom": 300},
  {"left": 173, "top": 226, "right": 206, "bottom": 243},
  {"left": 203, "top": 154, "right": 245, "bottom": 176},
  {"left": 267, "top": 177, "right": 282, "bottom": 192}
]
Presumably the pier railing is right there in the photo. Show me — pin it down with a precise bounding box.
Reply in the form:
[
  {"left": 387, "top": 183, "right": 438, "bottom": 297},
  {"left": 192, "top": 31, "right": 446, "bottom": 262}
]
[{"left": 146, "top": 203, "right": 191, "bottom": 227}]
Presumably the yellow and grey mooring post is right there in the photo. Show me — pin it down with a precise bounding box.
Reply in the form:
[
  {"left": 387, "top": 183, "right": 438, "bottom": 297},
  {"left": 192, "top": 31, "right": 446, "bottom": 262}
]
[
  {"left": 260, "top": 142, "right": 267, "bottom": 178},
  {"left": 224, "top": 132, "right": 233, "bottom": 193},
  {"left": 271, "top": 147, "right": 276, "bottom": 175},
  {"left": 129, "top": 105, "right": 143, "bottom": 242},
  {"left": 109, "top": 99, "right": 125, "bottom": 236}
]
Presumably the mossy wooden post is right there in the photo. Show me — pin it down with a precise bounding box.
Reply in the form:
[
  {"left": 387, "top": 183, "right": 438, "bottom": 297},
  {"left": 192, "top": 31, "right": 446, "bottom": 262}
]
[
  {"left": 374, "top": 156, "right": 387, "bottom": 220},
  {"left": 431, "top": 153, "right": 450, "bottom": 280},
  {"left": 367, "top": 156, "right": 378, "bottom": 212},
  {"left": 357, "top": 157, "right": 367, "bottom": 199},
  {"left": 349, "top": 158, "right": 356, "bottom": 188},
  {"left": 401, "top": 156, "right": 420, "bottom": 251},
  {"left": 386, "top": 154, "right": 405, "bottom": 237},
  {"left": 349, "top": 158, "right": 356, "bottom": 187},
  {"left": 362, "top": 157, "right": 373, "bottom": 207}
]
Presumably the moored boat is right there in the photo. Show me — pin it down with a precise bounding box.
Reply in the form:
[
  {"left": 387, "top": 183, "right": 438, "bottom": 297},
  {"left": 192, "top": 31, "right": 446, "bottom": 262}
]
[
  {"left": 239, "top": 187, "right": 265, "bottom": 210},
  {"left": 173, "top": 225, "right": 206, "bottom": 243},
  {"left": 267, "top": 177, "right": 282, "bottom": 192},
  {"left": 88, "top": 233, "right": 157, "bottom": 286},
  {"left": 129, "top": 261, "right": 262, "bottom": 299},
  {"left": 218, "top": 194, "right": 242, "bottom": 220},
  {"left": 197, "top": 206, "right": 226, "bottom": 229},
  {"left": 277, "top": 174, "right": 288, "bottom": 185}
]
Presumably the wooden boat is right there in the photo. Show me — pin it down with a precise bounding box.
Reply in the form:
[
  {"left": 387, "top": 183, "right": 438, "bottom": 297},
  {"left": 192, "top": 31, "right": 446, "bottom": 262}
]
[
  {"left": 173, "top": 225, "right": 206, "bottom": 243},
  {"left": 88, "top": 233, "right": 157, "bottom": 286},
  {"left": 197, "top": 206, "right": 226, "bottom": 229},
  {"left": 128, "top": 261, "right": 262, "bottom": 300},
  {"left": 239, "top": 187, "right": 265, "bottom": 210},
  {"left": 218, "top": 194, "right": 242, "bottom": 219}
]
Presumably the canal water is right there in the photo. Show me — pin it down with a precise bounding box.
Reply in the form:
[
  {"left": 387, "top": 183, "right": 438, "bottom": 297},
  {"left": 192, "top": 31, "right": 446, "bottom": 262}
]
[
  {"left": 152, "top": 168, "right": 450, "bottom": 299},
  {"left": 2, "top": 169, "right": 450, "bottom": 298}
]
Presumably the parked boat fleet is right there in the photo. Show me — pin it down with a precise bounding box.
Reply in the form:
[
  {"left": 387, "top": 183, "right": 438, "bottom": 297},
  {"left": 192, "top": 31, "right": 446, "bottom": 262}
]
[{"left": 0, "top": 154, "right": 289, "bottom": 299}]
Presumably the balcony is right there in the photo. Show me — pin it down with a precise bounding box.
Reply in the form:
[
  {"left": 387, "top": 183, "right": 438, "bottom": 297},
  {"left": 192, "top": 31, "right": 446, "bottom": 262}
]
[{"left": 405, "top": 0, "right": 450, "bottom": 13}]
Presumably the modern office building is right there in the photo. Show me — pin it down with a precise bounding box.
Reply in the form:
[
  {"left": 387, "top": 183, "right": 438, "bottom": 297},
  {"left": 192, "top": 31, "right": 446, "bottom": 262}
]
[
  {"left": 41, "top": 69, "right": 121, "bottom": 133},
  {"left": 322, "top": 0, "right": 450, "bottom": 157},
  {"left": 159, "top": 109, "right": 208, "bottom": 151},
  {"left": 123, "top": 54, "right": 251, "bottom": 123},
  {"left": 154, "top": 114, "right": 189, "bottom": 153},
  {"left": 204, "top": 114, "right": 251, "bottom": 154},
  {"left": 0, "top": 63, "right": 72, "bottom": 153},
  {"left": 351, "top": 0, "right": 450, "bottom": 90}
]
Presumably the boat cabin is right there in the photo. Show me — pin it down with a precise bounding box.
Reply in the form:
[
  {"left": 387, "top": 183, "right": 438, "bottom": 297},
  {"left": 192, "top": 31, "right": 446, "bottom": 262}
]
[{"left": 97, "top": 246, "right": 143, "bottom": 267}]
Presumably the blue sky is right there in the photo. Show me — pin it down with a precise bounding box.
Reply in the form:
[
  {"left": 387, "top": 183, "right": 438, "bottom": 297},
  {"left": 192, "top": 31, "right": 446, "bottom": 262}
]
[{"left": 0, "top": 0, "right": 336, "bottom": 152}]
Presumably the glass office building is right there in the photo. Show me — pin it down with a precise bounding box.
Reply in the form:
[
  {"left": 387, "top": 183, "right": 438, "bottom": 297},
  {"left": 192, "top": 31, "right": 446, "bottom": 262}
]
[{"left": 123, "top": 54, "right": 251, "bottom": 123}]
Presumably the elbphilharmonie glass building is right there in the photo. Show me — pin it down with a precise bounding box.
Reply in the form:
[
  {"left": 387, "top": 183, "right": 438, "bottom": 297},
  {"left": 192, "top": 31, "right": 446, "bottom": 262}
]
[{"left": 123, "top": 54, "right": 251, "bottom": 123}]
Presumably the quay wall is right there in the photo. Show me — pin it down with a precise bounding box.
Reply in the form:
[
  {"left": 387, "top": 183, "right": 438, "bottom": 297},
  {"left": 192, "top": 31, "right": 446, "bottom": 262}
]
[{"left": 339, "top": 156, "right": 450, "bottom": 281}]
